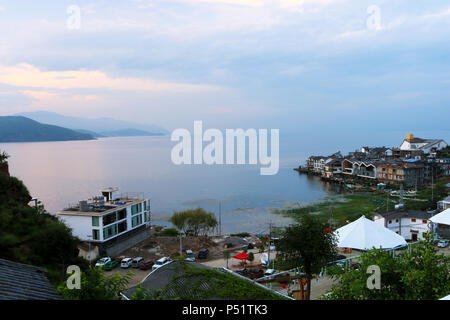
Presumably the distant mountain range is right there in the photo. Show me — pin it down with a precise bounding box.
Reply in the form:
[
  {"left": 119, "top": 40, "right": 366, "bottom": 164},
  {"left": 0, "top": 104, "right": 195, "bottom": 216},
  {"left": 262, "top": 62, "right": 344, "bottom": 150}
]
[
  {"left": 15, "top": 111, "right": 168, "bottom": 137},
  {"left": 0, "top": 116, "right": 95, "bottom": 142}
]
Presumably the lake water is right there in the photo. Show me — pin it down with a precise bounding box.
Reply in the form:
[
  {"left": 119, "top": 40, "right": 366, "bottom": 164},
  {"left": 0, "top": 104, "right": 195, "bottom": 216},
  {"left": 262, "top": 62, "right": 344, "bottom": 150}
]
[{"left": 0, "top": 136, "right": 339, "bottom": 234}]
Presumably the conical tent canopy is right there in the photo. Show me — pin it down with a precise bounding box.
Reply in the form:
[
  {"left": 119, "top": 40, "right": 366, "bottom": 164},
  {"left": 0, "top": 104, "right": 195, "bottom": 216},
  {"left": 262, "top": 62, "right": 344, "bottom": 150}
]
[
  {"left": 334, "top": 215, "right": 407, "bottom": 250},
  {"left": 430, "top": 208, "right": 450, "bottom": 226}
]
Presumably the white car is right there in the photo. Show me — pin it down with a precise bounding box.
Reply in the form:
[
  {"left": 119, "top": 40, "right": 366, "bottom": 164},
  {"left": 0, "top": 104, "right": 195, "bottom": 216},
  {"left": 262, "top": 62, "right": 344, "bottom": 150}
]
[
  {"left": 437, "top": 240, "right": 449, "bottom": 248},
  {"left": 151, "top": 257, "right": 171, "bottom": 271},
  {"left": 185, "top": 250, "right": 195, "bottom": 262},
  {"left": 121, "top": 257, "right": 133, "bottom": 268},
  {"left": 264, "top": 269, "right": 275, "bottom": 277},
  {"left": 95, "top": 257, "right": 111, "bottom": 268}
]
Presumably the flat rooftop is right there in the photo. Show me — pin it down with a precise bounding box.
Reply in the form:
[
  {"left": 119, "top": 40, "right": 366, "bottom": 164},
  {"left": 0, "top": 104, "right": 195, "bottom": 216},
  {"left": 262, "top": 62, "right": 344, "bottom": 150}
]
[{"left": 58, "top": 197, "right": 148, "bottom": 216}]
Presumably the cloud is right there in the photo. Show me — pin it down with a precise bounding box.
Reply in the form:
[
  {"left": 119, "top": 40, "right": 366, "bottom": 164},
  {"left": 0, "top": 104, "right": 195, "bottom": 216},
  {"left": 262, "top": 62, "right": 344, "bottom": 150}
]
[{"left": 0, "top": 63, "right": 221, "bottom": 93}]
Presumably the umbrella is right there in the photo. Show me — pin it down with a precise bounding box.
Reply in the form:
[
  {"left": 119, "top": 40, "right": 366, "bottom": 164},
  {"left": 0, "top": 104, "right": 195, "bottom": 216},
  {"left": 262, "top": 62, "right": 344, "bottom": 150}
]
[
  {"left": 334, "top": 215, "right": 407, "bottom": 250},
  {"left": 233, "top": 252, "right": 249, "bottom": 260}
]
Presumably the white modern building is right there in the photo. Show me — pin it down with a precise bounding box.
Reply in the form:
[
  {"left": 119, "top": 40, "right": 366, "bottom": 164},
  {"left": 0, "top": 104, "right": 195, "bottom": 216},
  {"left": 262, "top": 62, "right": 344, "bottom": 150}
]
[
  {"left": 373, "top": 210, "right": 432, "bottom": 241},
  {"left": 400, "top": 134, "right": 448, "bottom": 154},
  {"left": 438, "top": 196, "right": 450, "bottom": 211},
  {"left": 58, "top": 187, "right": 151, "bottom": 243}
]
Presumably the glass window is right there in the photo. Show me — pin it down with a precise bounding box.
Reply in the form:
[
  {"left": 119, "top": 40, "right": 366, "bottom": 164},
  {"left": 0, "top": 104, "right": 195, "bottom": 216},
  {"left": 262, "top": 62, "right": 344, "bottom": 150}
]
[
  {"left": 92, "top": 229, "right": 100, "bottom": 240},
  {"left": 411, "top": 218, "right": 416, "bottom": 223},
  {"left": 92, "top": 216, "right": 99, "bottom": 226}
]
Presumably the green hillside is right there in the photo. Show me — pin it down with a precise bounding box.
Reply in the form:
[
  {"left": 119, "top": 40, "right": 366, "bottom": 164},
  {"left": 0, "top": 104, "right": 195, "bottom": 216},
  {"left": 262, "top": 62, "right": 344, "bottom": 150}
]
[{"left": 0, "top": 116, "right": 95, "bottom": 142}]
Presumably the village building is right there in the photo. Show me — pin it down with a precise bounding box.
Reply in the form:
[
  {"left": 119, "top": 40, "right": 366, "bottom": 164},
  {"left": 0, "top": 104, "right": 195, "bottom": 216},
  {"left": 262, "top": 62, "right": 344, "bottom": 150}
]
[
  {"left": 373, "top": 210, "right": 433, "bottom": 241},
  {"left": 438, "top": 196, "right": 450, "bottom": 211},
  {"left": 400, "top": 134, "right": 448, "bottom": 154},
  {"left": 430, "top": 209, "right": 450, "bottom": 239},
  {"left": 342, "top": 159, "right": 378, "bottom": 179},
  {"left": 376, "top": 159, "right": 424, "bottom": 187}
]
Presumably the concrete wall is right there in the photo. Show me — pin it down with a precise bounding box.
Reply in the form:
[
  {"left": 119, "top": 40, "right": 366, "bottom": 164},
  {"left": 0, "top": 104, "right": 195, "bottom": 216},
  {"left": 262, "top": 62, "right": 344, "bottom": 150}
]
[{"left": 100, "top": 225, "right": 152, "bottom": 257}]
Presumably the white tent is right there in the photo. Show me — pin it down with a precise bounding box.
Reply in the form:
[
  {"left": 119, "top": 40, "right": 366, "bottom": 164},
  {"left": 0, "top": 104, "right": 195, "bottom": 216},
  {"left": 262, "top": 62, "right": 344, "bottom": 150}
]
[
  {"left": 334, "top": 215, "right": 407, "bottom": 250},
  {"left": 430, "top": 208, "right": 450, "bottom": 226}
]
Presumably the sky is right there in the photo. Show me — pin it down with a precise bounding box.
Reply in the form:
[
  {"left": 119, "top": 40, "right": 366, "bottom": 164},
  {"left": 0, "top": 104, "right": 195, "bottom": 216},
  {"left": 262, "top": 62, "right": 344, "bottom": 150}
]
[{"left": 0, "top": 0, "right": 449, "bottom": 154}]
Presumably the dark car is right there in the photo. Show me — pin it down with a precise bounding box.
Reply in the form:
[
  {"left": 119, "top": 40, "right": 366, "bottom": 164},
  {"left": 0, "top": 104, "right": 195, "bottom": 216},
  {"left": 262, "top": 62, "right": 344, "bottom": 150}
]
[
  {"left": 138, "top": 260, "right": 154, "bottom": 270},
  {"left": 197, "top": 249, "right": 209, "bottom": 259},
  {"left": 247, "top": 269, "right": 264, "bottom": 279}
]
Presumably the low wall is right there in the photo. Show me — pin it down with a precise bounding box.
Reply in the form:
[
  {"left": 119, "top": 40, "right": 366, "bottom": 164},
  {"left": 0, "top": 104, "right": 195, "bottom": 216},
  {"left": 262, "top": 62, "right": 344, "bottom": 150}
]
[{"left": 98, "top": 225, "right": 152, "bottom": 257}]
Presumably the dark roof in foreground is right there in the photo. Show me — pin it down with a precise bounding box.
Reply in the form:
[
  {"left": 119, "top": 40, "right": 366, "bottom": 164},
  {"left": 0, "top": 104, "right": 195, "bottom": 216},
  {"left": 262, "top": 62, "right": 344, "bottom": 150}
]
[
  {"left": 121, "top": 260, "right": 289, "bottom": 300},
  {"left": 0, "top": 258, "right": 60, "bottom": 300}
]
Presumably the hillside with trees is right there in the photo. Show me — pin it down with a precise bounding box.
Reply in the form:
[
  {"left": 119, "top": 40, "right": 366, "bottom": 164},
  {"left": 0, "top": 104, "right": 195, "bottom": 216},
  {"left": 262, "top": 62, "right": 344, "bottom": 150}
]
[{"left": 0, "top": 116, "right": 94, "bottom": 142}]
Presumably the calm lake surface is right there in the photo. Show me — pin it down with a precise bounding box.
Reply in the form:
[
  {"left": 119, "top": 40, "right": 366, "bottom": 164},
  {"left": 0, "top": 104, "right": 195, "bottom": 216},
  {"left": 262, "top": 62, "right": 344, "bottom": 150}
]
[{"left": 0, "top": 136, "right": 339, "bottom": 234}]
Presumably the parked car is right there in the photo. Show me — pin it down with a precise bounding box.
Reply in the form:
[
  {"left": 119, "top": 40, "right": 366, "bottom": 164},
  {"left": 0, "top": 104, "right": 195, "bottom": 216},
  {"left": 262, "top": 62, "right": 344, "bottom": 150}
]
[
  {"left": 95, "top": 257, "right": 111, "bottom": 268},
  {"left": 185, "top": 250, "right": 195, "bottom": 262},
  {"left": 437, "top": 240, "right": 449, "bottom": 248},
  {"left": 132, "top": 257, "right": 144, "bottom": 268},
  {"left": 138, "top": 260, "right": 154, "bottom": 270},
  {"left": 264, "top": 269, "right": 276, "bottom": 277},
  {"left": 152, "top": 257, "right": 171, "bottom": 271},
  {"left": 102, "top": 260, "right": 119, "bottom": 271},
  {"left": 121, "top": 257, "right": 133, "bottom": 268},
  {"left": 197, "top": 249, "right": 209, "bottom": 259},
  {"left": 247, "top": 268, "right": 264, "bottom": 279}
]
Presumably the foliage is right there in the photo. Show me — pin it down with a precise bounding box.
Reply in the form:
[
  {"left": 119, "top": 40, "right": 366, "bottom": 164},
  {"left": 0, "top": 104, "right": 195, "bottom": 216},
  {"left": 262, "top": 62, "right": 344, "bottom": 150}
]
[
  {"left": 0, "top": 174, "right": 85, "bottom": 285},
  {"left": 248, "top": 252, "right": 255, "bottom": 263},
  {"left": 157, "top": 227, "right": 180, "bottom": 237},
  {"left": 131, "top": 263, "right": 288, "bottom": 300},
  {"left": 57, "top": 266, "right": 133, "bottom": 300},
  {"left": 0, "top": 150, "right": 9, "bottom": 164},
  {"left": 230, "top": 232, "right": 250, "bottom": 237},
  {"left": 325, "top": 233, "right": 450, "bottom": 300},
  {"left": 169, "top": 208, "right": 218, "bottom": 236},
  {"left": 277, "top": 214, "right": 337, "bottom": 300}
]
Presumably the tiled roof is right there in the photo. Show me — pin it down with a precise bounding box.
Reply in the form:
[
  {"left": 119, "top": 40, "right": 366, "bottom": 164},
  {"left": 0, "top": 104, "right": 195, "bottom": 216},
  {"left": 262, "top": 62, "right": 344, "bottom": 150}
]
[
  {"left": 0, "top": 258, "right": 60, "bottom": 300},
  {"left": 377, "top": 210, "right": 432, "bottom": 220}
]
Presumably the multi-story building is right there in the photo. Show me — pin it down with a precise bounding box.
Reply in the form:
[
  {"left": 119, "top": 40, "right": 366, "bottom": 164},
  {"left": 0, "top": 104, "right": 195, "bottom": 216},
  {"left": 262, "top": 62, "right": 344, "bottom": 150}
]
[
  {"left": 373, "top": 210, "right": 433, "bottom": 241},
  {"left": 376, "top": 159, "right": 424, "bottom": 187},
  {"left": 58, "top": 187, "right": 151, "bottom": 243},
  {"left": 342, "top": 159, "right": 378, "bottom": 179}
]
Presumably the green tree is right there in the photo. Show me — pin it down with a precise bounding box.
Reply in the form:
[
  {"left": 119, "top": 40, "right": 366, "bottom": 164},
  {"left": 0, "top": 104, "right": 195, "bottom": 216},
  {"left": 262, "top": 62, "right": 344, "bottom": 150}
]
[
  {"left": 169, "top": 208, "right": 218, "bottom": 236},
  {"left": 277, "top": 214, "right": 337, "bottom": 300},
  {"left": 57, "top": 266, "right": 133, "bottom": 300},
  {"left": 326, "top": 233, "right": 450, "bottom": 300},
  {"left": 248, "top": 252, "right": 255, "bottom": 264},
  {"left": 0, "top": 150, "right": 9, "bottom": 164}
]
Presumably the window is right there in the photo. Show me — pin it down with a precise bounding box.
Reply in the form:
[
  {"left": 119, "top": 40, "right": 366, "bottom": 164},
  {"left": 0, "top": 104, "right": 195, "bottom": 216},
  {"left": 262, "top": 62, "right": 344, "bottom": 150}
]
[
  {"left": 103, "top": 212, "right": 117, "bottom": 226},
  {"left": 117, "top": 209, "right": 127, "bottom": 220},
  {"left": 92, "top": 216, "right": 99, "bottom": 227},
  {"left": 131, "top": 204, "right": 142, "bottom": 215},
  {"left": 422, "top": 219, "right": 427, "bottom": 224},
  {"left": 389, "top": 220, "right": 392, "bottom": 224},
  {"left": 395, "top": 218, "right": 399, "bottom": 223},
  {"left": 117, "top": 221, "right": 127, "bottom": 233},
  {"left": 411, "top": 218, "right": 416, "bottom": 223},
  {"left": 103, "top": 224, "right": 118, "bottom": 240},
  {"left": 92, "top": 229, "right": 100, "bottom": 240},
  {"left": 132, "top": 214, "right": 143, "bottom": 228}
]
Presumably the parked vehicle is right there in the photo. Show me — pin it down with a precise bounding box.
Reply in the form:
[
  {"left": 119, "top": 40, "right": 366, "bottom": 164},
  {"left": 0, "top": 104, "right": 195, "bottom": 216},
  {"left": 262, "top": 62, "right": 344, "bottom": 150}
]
[
  {"left": 132, "top": 257, "right": 144, "bottom": 268},
  {"left": 437, "top": 240, "right": 449, "bottom": 248},
  {"left": 102, "top": 260, "right": 119, "bottom": 271},
  {"left": 247, "top": 269, "right": 264, "bottom": 279},
  {"left": 152, "top": 257, "right": 171, "bottom": 271},
  {"left": 185, "top": 250, "right": 195, "bottom": 262},
  {"left": 138, "top": 260, "right": 154, "bottom": 270},
  {"left": 264, "top": 269, "right": 276, "bottom": 277},
  {"left": 121, "top": 257, "right": 133, "bottom": 268},
  {"left": 95, "top": 257, "right": 111, "bottom": 268},
  {"left": 197, "top": 249, "right": 209, "bottom": 259}
]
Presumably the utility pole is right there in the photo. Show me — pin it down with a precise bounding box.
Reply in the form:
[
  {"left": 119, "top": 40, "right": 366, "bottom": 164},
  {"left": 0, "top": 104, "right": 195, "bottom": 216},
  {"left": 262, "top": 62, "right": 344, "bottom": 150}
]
[
  {"left": 219, "top": 201, "right": 222, "bottom": 236},
  {"left": 179, "top": 233, "right": 183, "bottom": 256},
  {"left": 431, "top": 166, "right": 434, "bottom": 201}
]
